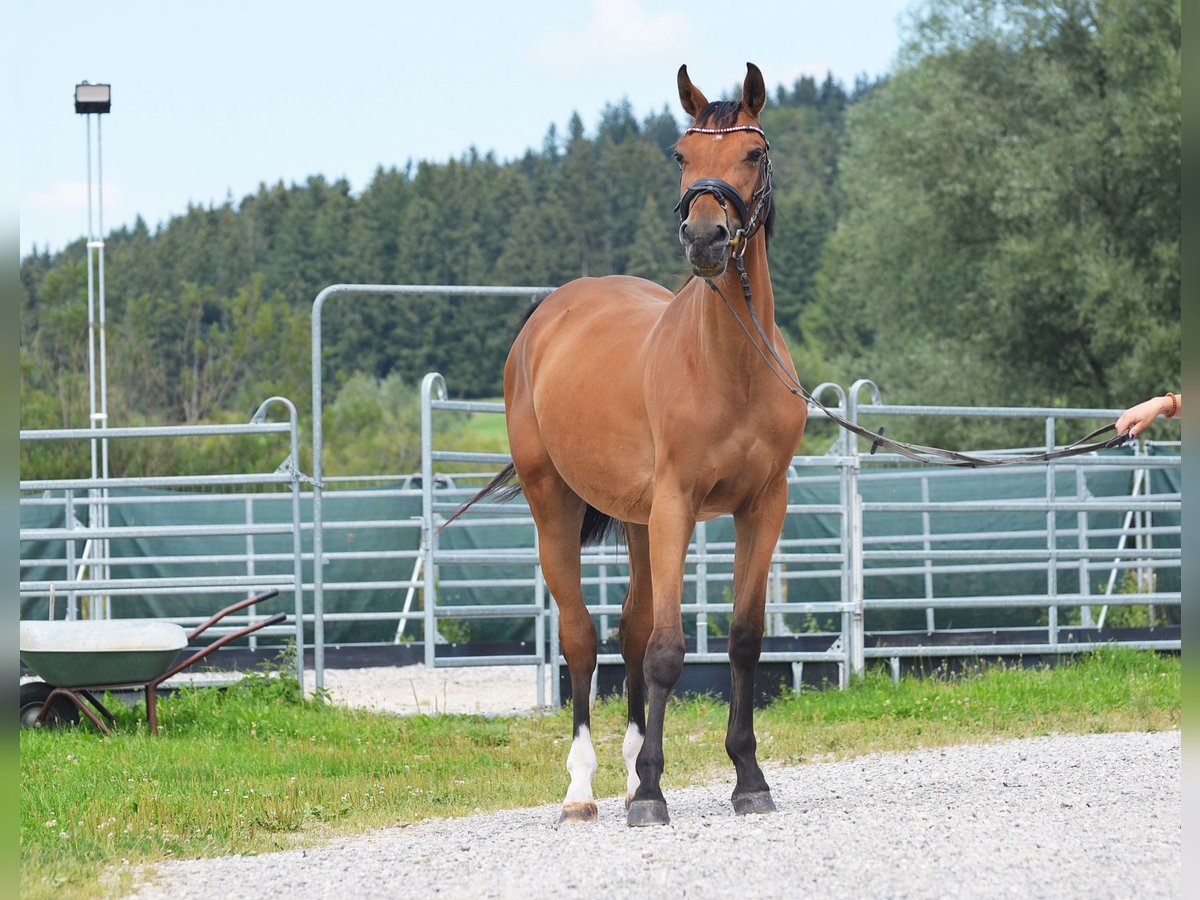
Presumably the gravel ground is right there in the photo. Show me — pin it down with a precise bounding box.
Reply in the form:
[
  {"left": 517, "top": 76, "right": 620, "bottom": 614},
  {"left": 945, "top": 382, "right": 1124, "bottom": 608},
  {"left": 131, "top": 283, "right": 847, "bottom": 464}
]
[
  {"left": 302, "top": 663, "right": 554, "bottom": 716},
  {"left": 115, "top": 666, "right": 1180, "bottom": 899}
]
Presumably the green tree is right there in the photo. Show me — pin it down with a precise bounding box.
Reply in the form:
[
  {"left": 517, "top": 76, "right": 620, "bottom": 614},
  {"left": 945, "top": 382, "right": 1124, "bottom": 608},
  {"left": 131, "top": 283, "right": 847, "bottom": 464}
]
[
  {"left": 559, "top": 113, "right": 604, "bottom": 277},
  {"left": 806, "top": 0, "right": 1179, "bottom": 450},
  {"left": 320, "top": 372, "right": 468, "bottom": 476},
  {"left": 118, "top": 276, "right": 306, "bottom": 424}
]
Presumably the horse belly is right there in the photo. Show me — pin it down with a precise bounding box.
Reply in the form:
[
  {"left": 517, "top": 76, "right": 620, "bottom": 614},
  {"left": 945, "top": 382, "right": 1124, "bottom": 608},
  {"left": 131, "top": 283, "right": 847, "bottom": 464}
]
[{"left": 544, "top": 410, "right": 656, "bottom": 521}]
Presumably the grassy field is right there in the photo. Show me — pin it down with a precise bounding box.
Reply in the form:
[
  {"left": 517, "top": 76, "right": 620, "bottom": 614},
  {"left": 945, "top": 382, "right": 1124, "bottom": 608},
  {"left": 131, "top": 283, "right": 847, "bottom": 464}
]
[
  {"left": 461, "top": 399, "right": 509, "bottom": 451},
  {"left": 20, "top": 648, "right": 1179, "bottom": 899}
]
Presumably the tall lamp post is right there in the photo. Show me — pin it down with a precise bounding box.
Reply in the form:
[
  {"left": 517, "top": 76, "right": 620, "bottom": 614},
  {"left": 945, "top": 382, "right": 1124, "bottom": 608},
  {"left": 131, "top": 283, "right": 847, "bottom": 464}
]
[{"left": 76, "top": 81, "right": 111, "bottom": 619}]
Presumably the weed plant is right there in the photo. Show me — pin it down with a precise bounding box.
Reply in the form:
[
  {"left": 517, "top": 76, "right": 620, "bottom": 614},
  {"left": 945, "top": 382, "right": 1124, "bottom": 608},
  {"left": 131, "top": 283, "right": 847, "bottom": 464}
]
[{"left": 19, "top": 648, "right": 1179, "bottom": 900}]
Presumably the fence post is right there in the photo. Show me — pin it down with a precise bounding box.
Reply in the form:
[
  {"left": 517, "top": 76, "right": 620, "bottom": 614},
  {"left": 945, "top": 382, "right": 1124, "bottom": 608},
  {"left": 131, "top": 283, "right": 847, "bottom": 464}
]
[
  {"left": 1045, "top": 417, "right": 1059, "bottom": 648},
  {"left": 1076, "top": 467, "right": 1092, "bottom": 627},
  {"left": 695, "top": 520, "right": 708, "bottom": 655},
  {"left": 249, "top": 395, "right": 309, "bottom": 693},
  {"left": 420, "top": 373, "right": 446, "bottom": 669},
  {"left": 846, "top": 379, "right": 876, "bottom": 682}
]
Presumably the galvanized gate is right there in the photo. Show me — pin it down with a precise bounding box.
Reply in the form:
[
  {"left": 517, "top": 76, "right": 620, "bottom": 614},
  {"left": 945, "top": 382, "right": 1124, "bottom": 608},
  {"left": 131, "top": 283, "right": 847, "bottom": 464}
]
[{"left": 415, "top": 372, "right": 1180, "bottom": 704}]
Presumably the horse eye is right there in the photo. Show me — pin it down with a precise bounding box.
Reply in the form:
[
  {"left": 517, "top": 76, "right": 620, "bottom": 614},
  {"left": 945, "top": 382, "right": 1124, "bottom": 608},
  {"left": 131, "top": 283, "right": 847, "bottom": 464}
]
[
  {"left": 673, "top": 152, "right": 684, "bottom": 168},
  {"left": 747, "top": 148, "right": 764, "bottom": 163}
]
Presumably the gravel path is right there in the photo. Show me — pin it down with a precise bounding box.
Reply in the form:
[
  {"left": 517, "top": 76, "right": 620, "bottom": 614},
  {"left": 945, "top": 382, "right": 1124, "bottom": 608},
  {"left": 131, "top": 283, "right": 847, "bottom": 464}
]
[
  {"left": 302, "top": 663, "right": 554, "bottom": 717},
  {"left": 121, "top": 724, "right": 1179, "bottom": 899}
]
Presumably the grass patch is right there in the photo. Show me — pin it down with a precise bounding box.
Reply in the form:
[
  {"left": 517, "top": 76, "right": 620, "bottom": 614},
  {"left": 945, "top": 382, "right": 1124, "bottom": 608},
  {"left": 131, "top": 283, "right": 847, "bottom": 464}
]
[
  {"left": 460, "top": 400, "right": 509, "bottom": 452},
  {"left": 20, "top": 647, "right": 1179, "bottom": 899}
]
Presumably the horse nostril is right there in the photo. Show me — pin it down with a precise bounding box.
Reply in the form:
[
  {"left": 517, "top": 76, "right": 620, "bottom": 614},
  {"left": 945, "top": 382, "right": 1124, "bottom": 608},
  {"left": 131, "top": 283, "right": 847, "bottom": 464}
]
[{"left": 680, "top": 220, "right": 729, "bottom": 249}]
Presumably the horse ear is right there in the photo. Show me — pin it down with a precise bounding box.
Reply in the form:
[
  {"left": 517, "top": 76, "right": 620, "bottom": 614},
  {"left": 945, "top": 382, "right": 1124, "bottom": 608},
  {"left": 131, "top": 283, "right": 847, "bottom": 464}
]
[
  {"left": 677, "top": 64, "right": 709, "bottom": 120},
  {"left": 742, "top": 62, "right": 766, "bottom": 118}
]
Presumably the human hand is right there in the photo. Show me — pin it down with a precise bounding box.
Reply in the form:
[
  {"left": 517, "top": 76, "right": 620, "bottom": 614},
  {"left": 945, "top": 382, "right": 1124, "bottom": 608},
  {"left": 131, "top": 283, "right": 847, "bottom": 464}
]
[{"left": 1115, "top": 394, "right": 1178, "bottom": 439}]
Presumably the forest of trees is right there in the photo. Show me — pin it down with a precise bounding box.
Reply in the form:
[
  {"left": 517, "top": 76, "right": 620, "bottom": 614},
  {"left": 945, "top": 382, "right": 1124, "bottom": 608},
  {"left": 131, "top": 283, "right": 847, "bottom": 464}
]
[{"left": 19, "top": 0, "right": 1180, "bottom": 477}]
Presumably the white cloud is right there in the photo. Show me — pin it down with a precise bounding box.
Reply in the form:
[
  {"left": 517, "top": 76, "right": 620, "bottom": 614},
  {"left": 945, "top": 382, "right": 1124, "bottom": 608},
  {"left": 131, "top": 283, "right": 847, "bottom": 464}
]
[
  {"left": 528, "top": 0, "right": 697, "bottom": 75},
  {"left": 24, "top": 180, "right": 121, "bottom": 214}
]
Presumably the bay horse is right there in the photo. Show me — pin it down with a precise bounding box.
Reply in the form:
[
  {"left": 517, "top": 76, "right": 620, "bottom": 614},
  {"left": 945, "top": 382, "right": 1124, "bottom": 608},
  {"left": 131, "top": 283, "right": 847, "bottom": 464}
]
[{"left": 451, "top": 62, "right": 807, "bottom": 827}]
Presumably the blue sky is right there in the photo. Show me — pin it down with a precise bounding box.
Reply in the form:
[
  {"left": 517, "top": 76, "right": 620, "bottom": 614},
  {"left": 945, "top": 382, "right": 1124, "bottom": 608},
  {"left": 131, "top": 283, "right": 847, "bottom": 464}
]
[{"left": 19, "top": 0, "right": 915, "bottom": 258}]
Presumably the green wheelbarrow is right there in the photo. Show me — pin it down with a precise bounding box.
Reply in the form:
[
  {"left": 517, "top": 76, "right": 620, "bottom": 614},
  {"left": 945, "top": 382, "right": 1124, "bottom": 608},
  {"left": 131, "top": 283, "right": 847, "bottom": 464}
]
[{"left": 19, "top": 589, "right": 285, "bottom": 735}]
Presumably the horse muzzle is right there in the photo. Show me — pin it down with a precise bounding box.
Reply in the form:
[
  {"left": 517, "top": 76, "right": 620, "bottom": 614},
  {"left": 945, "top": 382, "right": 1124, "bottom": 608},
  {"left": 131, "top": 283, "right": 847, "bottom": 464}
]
[
  {"left": 678, "top": 219, "right": 731, "bottom": 277},
  {"left": 676, "top": 176, "right": 750, "bottom": 278}
]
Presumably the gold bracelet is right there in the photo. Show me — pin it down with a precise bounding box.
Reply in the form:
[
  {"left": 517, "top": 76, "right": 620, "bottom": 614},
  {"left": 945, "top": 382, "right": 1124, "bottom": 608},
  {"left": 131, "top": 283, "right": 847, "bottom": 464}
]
[{"left": 1165, "top": 391, "right": 1178, "bottom": 419}]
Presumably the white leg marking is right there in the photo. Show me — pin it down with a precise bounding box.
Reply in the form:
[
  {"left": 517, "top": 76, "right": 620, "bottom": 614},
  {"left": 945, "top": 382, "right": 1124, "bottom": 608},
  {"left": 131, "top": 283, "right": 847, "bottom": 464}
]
[
  {"left": 564, "top": 725, "right": 598, "bottom": 805},
  {"left": 623, "top": 722, "right": 644, "bottom": 800}
]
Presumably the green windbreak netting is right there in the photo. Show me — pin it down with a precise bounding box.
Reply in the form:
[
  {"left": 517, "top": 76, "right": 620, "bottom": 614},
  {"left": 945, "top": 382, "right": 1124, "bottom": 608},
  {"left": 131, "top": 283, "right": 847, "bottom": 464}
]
[
  {"left": 20, "top": 488, "right": 310, "bottom": 626},
  {"left": 854, "top": 456, "right": 1178, "bottom": 632},
  {"left": 20, "top": 451, "right": 1177, "bottom": 644}
]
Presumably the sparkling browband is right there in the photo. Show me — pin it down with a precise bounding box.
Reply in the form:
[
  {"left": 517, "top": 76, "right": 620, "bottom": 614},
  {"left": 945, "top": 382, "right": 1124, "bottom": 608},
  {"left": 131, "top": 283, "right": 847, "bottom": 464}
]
[{"left": 683, "top": 124, "right": 768, "bottom": 141}]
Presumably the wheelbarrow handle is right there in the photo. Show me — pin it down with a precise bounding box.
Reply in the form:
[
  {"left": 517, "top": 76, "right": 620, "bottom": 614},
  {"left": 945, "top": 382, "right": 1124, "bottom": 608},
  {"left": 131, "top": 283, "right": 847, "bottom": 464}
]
[
  {"left": 187, "top": 589, "right": 280, "bottom": 640},
  {"left": 152, "top": 611, "right": 289, "bottom": 688}
]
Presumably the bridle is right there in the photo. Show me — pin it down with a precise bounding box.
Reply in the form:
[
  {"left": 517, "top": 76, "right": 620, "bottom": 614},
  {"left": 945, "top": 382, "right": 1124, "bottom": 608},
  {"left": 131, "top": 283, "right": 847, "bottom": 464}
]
[
  {"left": 673, "top": 124, "right": 773, "bottom": 258},
  {"left": 677, "top": 124, "right": 1129, "bottom": 466}
]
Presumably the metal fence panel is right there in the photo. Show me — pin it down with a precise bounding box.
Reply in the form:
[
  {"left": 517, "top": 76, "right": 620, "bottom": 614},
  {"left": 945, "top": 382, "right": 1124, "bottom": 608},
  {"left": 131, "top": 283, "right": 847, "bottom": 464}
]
[{"left": 19, "top": 373, "right": 1180, "bottom": 703}]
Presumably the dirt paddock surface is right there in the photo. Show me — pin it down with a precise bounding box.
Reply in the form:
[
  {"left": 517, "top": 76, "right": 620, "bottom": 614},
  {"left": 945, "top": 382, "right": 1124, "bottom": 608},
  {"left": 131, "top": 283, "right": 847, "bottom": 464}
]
[{"left": 116, "top": 666, "right": 1179, "bottom": 899}]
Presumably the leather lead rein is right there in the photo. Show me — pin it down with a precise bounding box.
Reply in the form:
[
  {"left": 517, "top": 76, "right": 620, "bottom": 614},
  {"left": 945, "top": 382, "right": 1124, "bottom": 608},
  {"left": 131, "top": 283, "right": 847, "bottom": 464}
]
[{"left": 706, "top": 264, "right": 1128, "bottom": 468}]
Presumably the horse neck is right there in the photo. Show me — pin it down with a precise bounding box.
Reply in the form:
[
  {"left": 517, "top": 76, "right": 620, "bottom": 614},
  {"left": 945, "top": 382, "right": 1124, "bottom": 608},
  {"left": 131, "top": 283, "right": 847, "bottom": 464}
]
[{"left": 692, "top": 234, "right": 779, "bottom": 364}]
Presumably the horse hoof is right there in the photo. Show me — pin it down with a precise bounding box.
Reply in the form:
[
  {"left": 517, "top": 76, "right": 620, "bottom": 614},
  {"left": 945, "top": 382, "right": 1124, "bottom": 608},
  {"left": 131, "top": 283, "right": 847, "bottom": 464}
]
[
  {"left": 626, "top": 798, "right": 670, "bottom": 827},
  {"left": 557, "top": 802, "right": 598, "bottom": 825},
  {"left": 731, "top": 791, "right": 776, "bottom": 816}
]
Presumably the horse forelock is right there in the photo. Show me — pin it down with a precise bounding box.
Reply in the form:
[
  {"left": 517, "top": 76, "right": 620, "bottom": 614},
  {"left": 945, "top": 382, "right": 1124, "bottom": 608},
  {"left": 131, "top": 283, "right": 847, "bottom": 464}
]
[{"left": 695, "top": 99, "right": 744, "bottom": 129}]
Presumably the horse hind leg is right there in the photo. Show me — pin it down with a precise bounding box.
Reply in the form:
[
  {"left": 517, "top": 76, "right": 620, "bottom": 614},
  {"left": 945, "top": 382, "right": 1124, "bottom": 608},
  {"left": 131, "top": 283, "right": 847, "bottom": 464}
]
[
  {"left": 524, "top": 476, "right": 599, "bottom": 825},
  {"left": 617, "top": 523, "right": 651, "bottom": 809},
  {"left": 556, "top": 559, "right": 599, "bottom": 825}
]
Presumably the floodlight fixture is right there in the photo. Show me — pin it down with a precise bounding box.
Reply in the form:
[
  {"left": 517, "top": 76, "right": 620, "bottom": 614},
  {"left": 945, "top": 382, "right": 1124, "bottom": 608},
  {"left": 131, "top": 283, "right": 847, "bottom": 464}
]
[{"left": 74, "top": 82, "right": 111, "bottom": 114}]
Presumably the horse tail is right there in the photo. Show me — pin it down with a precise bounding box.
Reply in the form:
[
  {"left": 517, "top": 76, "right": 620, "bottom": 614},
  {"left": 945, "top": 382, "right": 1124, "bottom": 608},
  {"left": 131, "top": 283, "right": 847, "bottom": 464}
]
[
  {"left": 441, "top": 463, "right": 624, "bottom": 548},
  {"left": 581, "top": 506, "right": 624, "bottom": 548},
  {"left": 440, "top": 463, "right": 523, "bottom": 531}
]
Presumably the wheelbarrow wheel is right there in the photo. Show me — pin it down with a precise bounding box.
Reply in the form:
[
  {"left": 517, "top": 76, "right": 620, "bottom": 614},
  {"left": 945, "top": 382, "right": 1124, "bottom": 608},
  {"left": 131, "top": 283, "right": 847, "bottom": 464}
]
[{"left": 20, "top": 681, "right": 80, "bottom": 729}]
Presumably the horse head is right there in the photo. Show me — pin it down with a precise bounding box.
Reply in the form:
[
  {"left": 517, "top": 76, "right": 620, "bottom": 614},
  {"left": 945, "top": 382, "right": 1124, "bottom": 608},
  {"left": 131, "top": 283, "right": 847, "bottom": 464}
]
[{"left": 674, "top": 62, "right": 773, "bottom": 277}]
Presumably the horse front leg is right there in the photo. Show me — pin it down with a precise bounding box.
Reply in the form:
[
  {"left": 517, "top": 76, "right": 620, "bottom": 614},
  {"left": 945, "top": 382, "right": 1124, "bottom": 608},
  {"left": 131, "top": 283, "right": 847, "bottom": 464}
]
[
  {"left": 627, "top": 498, "right": 693, "bottom": 827},
  {"left": 726, "top": 487, "right": 789, "bottom": 815}
]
